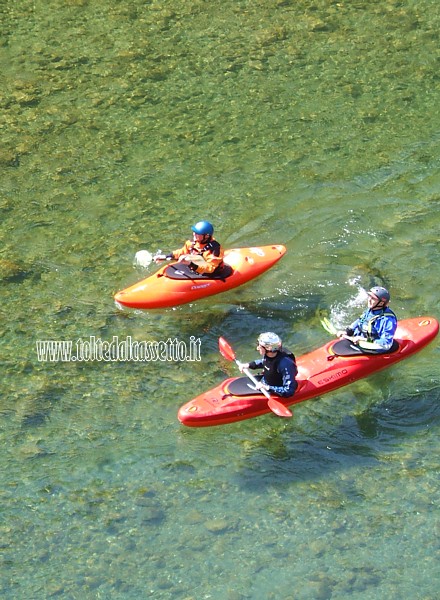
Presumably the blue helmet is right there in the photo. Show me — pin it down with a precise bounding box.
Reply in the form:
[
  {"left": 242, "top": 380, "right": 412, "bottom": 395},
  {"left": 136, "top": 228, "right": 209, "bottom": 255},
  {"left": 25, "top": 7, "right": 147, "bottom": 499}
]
[{"left": 191, "top": 221, "right": 214, "bottom": 236}]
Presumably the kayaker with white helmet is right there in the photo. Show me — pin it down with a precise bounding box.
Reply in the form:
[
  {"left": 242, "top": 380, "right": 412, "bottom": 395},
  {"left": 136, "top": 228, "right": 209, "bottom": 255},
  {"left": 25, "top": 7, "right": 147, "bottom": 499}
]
[
  {"left": 337, "top": 286, "right": 398, "bottom": 353},
  {"left": 156, "top": 220, "right": 224, "bottom": 275},
  {"left": 239, "top": 332, "right": 297, "bottom": 398}
]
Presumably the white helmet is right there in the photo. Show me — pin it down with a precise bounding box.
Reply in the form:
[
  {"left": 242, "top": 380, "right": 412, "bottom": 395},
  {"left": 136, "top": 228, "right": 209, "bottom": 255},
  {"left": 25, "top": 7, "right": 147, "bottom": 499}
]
[{"left": 257, "top": 332, "right": 282, "bottom": 352}]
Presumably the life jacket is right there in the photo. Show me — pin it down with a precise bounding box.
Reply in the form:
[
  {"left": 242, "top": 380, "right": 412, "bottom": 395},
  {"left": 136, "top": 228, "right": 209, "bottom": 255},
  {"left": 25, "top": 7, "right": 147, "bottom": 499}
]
[
  {"left": 360, "top": 307, "right": 397, "bottom": 341},
  {"left": 262, "top": 350, "right": 297, "bottom": 387},
  {"left": 189, "top": 238, "right": 222, "bottom": 259}
]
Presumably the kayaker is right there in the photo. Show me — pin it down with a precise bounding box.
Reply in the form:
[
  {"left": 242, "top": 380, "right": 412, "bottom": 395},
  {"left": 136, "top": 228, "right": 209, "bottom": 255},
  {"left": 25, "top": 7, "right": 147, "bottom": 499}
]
[
  {"left": 337, "top": 286, "right": 398, "bottom": 353},
  {"left": 239, "top": 332, "right": 297, "bottom": 398},
  {"left": 155, "top": 220, "right": 224, "bottom": 275}
]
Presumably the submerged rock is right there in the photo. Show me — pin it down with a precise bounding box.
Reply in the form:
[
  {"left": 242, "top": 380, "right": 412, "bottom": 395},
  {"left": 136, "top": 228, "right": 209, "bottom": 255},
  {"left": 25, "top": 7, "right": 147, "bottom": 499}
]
[
  {"left": 204, "top": 518, "right": 231, "bottom": 534},
  {"left": 0, "top": 258, "right": 34, "bottom": 283}
]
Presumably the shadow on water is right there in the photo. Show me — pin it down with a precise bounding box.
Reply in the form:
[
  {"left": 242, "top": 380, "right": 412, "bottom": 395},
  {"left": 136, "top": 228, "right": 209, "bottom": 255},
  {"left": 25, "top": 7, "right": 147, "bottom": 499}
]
[
  {"left": 18, "top": 385, "right": 67, "bottom": 429},
  {"left": 234, "top": 386, "right": 440, "bottom": 490}
]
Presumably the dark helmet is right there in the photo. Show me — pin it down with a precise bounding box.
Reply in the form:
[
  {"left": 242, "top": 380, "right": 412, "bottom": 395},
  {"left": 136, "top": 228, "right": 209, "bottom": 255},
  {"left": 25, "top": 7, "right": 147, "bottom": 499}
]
[
  {"left": 191, "top": 221, "right": 214, "bottom": 237},
  {"left": 368, "top": 286, "right": 390, "bottom": 304},
  {"left": 257, "top": 332, "right": 282, "bottom": 352}
]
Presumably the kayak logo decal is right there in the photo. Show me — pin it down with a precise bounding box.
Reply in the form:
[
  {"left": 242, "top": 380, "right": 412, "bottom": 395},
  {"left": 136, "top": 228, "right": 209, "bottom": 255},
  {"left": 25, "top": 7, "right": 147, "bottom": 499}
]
[
  {"left": 418, "top": 319, "right": 431, "bottom": 326},
  {"left": 190, "top": 283, "right": 211, "bottom": 290},
  {"left": 317, "top": 368, "right": 349, "bottom": 385}
]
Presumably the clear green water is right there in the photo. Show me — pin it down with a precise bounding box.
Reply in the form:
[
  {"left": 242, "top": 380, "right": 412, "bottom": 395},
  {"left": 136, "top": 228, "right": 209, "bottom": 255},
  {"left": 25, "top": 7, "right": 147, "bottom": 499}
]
[{"left": 1, "top": 1, "right": 439, "bottom": 598}]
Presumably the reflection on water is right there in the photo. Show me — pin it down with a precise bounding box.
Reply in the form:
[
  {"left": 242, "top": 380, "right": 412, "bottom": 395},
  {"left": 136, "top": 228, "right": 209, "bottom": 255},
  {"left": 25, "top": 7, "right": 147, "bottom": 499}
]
[{"left": 2, "top": 1, "right": 440, "bottom": 598}]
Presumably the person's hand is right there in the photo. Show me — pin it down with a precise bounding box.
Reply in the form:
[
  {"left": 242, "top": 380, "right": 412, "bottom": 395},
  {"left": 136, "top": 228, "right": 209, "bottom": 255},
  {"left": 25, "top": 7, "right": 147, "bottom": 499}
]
[
  {"left": 238, "top": 361, "right": 249, "bottom": 373},
  {"left": 255, "top": 380, "right": 269, "bottom": 391},
  {"left": 336, "top": 330, "right": 345, "bottom": 338},
  {"left": 178, "top": 255, "right": 191, "bottom": 264}
]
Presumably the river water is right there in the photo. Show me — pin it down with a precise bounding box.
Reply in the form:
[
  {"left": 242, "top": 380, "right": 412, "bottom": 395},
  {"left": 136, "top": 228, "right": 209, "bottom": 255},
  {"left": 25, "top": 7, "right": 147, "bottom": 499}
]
[{"left": 1, "top": 1, "right": 439, "bottom": 599}]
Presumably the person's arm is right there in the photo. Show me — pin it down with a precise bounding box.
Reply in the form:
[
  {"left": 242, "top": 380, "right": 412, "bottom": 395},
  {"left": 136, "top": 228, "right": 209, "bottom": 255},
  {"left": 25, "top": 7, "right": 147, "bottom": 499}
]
[
  {"left": 337, "top": 316, "right": 361, "bottom": 338},
  {"left": 171, "top": 240, "right": 192, "bottom": 260},
  {"left": 364, "top": 315, "right": 397, "bottom": 350},
  {"left": 195, "top": 253, "right": 223, "bottom": 274},
  {"left": 155, "top": 242, "right": 189, "bottom": 263},
  {"left": 264, "top": 358, "right": 297, "bottom": 398},
  {"left": 194, "top": 242, "right": 224, "bottom": 274}
]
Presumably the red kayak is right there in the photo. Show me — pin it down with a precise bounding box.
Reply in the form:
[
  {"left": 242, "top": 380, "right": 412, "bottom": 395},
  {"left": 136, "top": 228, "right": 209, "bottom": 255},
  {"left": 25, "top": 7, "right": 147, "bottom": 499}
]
[
  {"left": 114, "top": 245, "right": 286, "bottom": 309},
  {"left": 178, "top": 317, "right": 439, "bottom": 427}
]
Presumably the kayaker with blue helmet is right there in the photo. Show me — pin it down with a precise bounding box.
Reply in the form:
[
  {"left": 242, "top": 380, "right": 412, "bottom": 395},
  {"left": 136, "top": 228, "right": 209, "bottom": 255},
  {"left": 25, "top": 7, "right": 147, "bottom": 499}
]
[
  {"left": 156, "top": 221, "right": 224, "bottom": 275},
  {"left": 239, "top": 332, "right": 298, "bottom": 398},
  {"left": 337, "top": 286, "right": 398, "bottom": 353}
]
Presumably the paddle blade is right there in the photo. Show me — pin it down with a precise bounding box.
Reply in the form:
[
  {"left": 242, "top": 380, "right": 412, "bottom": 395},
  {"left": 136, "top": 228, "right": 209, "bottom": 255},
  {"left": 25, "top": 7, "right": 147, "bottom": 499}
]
[
  {"left": 321, "top": 317, "right": 337, "bottom": 335},
  {"left": 134, "top": 250, "right": 153, "bottom": 267},
  {"left": 218, "top": 337, "right": 236, "bottom": 362},
  {"left": 268, "top": 398, "right": 293, "bottom": 418}
]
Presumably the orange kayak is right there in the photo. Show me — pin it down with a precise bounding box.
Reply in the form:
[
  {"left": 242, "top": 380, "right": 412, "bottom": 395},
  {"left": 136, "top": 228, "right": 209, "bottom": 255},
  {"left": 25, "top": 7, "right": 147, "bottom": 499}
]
[
  {"left": 114, "top": 244, "right": 286, "bottom": 309},
  {"left": 178, "top": 317, "right": 439, "bottom": 427}
]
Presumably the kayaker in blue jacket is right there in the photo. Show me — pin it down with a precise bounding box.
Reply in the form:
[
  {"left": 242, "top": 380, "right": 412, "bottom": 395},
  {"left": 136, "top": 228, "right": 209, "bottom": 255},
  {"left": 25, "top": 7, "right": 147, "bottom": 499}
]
[
  {"left": 239, "top": 332, "right": 298, "bottom": 398},
  {"left": 337, "top": 286, "right": 398, "bottom": 353}
]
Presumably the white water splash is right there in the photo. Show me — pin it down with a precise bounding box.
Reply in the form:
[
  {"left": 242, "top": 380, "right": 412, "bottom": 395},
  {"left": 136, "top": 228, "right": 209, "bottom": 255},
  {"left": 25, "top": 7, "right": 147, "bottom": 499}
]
[{"left": 329, "top": 278, "right": 369, "bottom": 328}]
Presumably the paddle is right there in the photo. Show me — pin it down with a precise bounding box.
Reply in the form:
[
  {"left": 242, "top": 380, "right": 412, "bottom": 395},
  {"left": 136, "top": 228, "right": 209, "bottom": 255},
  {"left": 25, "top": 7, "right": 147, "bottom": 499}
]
[
  {"left": 321, "top": 317, "right": 376, "bottom": 349},
  {"left": 134, "top": 251, "right": 208, "bottom": 269},
  {"left": 218, "top": 337, "right": 293, "bottom": 418},
  {"left": 134, "top": 250, "right": 172, "bottom": 268},
  {"left": 176, "top": 254, "right": 208, "bottom": 267}
]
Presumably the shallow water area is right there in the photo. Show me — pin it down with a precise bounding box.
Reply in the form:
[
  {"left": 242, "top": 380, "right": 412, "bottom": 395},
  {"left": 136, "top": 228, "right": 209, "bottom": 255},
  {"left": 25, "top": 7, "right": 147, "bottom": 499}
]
[{"left": 1, "top": 1, "right": 440, "bottom": 598}]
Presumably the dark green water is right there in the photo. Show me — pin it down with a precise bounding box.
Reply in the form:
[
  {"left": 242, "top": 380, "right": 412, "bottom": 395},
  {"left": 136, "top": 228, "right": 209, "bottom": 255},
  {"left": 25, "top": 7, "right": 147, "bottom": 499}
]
[{"left": 1, "top": 1, "right": 439, "bottom": 598}]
